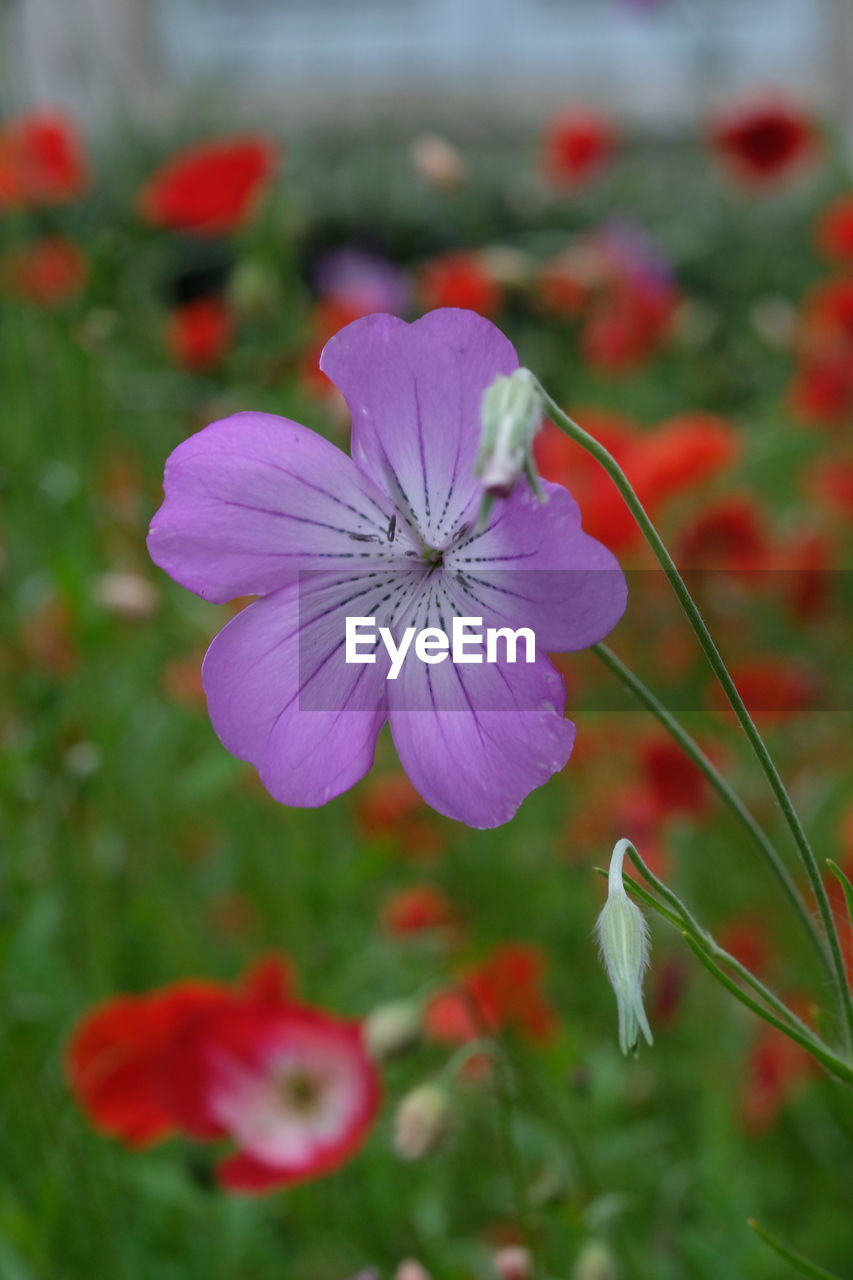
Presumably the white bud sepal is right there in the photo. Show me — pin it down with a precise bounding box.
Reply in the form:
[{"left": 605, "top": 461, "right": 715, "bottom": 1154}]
[
  {"left": 595, "top": 838, "right": 653, "bottom": 1056},
  {"left": 476, "top": 368, "right": 545, "bottom": 509}
]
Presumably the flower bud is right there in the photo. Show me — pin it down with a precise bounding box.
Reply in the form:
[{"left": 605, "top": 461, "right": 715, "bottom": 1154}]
[
  {"left": 476, "top": 368, "right": 544, "bottom": 503},
  {"left": 595, "top": 839, "right": 653, "bottom": 1056},
  {"left": 410, "top": 133, "right": 466, "bottom": 191},
  {"left": 393, "top": 1082, "right": 451, "bottom": 1161},
  {"left": 572, "top": 1239, "right": 617, "bottom": 1280},
  {"left": 493, "top": 1245, "right": 532, "bottom": 1280},
  {"left": 363, "top": 1000, "right": 422, "bottom": 1061},
  {"left": 393, "top": 1261, "right": 433, "bottom": 1280}
]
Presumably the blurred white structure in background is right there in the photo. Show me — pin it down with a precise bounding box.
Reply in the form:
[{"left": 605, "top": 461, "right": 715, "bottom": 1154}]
[{"left": 1, "top": 0, "right": 852, "bottom": 144}]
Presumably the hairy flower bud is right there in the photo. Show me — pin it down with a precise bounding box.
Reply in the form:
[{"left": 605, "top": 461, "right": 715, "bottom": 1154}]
[
  {"left": 364, "top": 1000, "right": 422, "bottom": 1061},
  {"left": 393, "top": 1082, "right": 452, "bottom": 1161},
  {"left": 476, "top": 368, "right": 544, "bottom": 510},
  {"left": 595, "top": 839, "right": 653, "bottom": 1056}
]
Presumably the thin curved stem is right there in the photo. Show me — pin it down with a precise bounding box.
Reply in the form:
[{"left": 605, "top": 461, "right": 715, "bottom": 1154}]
[
  {"left": 591, "top": 642, "right": 824, "bottom": 965},
  {"left": 621, "top": 846, "right": 827, "bottom": 1052},
  {"left": 682, "top": 935, "right": 853, "bottom": 1085},
  {"left": 596, "top": 858, "right": 852, "bottom": 1084},
  {"left": 540, "top": 388, "right": 852, "bottom": 1054}
]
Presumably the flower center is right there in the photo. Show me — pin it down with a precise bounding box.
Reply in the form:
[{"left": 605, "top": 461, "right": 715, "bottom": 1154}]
[
  {"left": 422, "top": 546, "right": 444, "bottom": 566},
  {"left": 277, "top": 1068, "right": 323, "bottom": 1115}
]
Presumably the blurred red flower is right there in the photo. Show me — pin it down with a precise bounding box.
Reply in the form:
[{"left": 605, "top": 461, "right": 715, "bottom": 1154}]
[
  {"left": 742, "top": 1006, "right": 816, "bottom": 1133},
  {"left": 639, "top": 736, "right": 708, "bottom": 818},
  {"left": 805, "top": 458, "right": 853, "bottom": 521},
  {"left": 298, "top": 300, "right": 365, "bottom": 401},
  {"left": 535, "top": 408, "right": 738, "bottom": 554},
  {"left": 711, "top": 96, "right": 818, "bottom": 187},
  {"left": 800, "top": 276, "right": 853, "bottom": 348},
  {"left": 67, "top": 956, "right": 380, "bottom": 1193},
  {"left": 355, "top": 772, "right": 444, "bottom": 859},
  {"left": 67, "top": 980, "right": 231, "bottom": 1147},
  {"left": 536, "top": 256, "right": 590, "bottom": 319},
  {"left": 4, "top": 236, "right": 87, "bottom": 306},
  {"left": 675, "top": 495, "right": 769, "bottom": 572},
  {"left": 718, "top": 916, "right": 770, "bottom": 977},
  {"left": 0, "top": 111, "right": 88, "bottom": 209},
  {"left": 541, "top": 109, "right": 615, "bottom": 188},
  {"left": 815, "top": 194, "right": 853, "bottom": 262},
  {"left": 426, "top": 943, "right": 558, "bottom": 1044},
  {"left": 138, "top": 137, "right": 277, "bottom": 235},
  {"left": 718, "top": 659, "right": 819, "bottom": 719},
  {"left": 162, "top": 1001, "right": 380, "bottom": 1193},
  {"left": 582, "top": 276, "right": 675, "bottom": 372},
  {"left": 380, "top": 884, "right": 457, "bottom": 937},
  {"left": 632, "top": 412, "right": 739, "bottom": 509},
  {"left": 167, "top": 297, "right": 234, "bottom": 371},
  {"left": 417, "top": 252, "right": 502, "bottom": 317},
  {"left": 790, "top": 276, "right": 853, "bottom": 426}
]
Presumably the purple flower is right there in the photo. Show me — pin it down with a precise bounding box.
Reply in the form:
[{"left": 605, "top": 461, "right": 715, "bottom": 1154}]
[
  {"left": 314, "top": 248, "right": 410, "bottom": 317},
  {"left": 148, "top": 309, "right": 626, "bottom": 828}
]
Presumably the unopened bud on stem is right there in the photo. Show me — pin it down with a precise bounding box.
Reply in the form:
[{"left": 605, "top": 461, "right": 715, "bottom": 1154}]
[
  {"left": 364, "top": 999, "right": 422, "bottom": 1061},
  {"left": 595, "top": 838, "right": 653, "bottom": 1056},
  {"left": 393, "top": 1082, "right": 452, "bottom": 1161},
  {"left": 476, "top": 369, "right": 544, "bottom": 527}
]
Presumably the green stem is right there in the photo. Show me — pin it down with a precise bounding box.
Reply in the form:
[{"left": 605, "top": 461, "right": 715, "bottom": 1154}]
[
  {"left": 493, "top": 1048, "right": 540, "bottom": 1280},
  {"left": 681, "top": 935, "right": 853, "bottom": 1084},
  {"left": 591, "top": 641, "right": 823, "bottom": 965},
  {"left": 451, "top": 984, "right": 540, "bottom": 1276},
  {"left": 747, "top": 1220, "right": 842, "bottom": 1280},
  {"left": 596, "top": 855, "right": 853, "bottom": 1083},
  {"left": 540, "top": 389, "right": 852, "bottom": 1053},
  {"left": 621, "top": 844, "right": 847, "bottom": 1072}
]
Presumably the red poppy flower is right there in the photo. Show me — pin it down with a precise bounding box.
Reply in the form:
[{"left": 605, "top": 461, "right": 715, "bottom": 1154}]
[
  {"left": 536, "top": 258, "right": 588, "bottom": 319},
  {"left": 380, "top": 884, "right": 457, "bottom": 937},
  {"left": 417, "top": 252, "right": 502, "bottom": 317},
  {"left": 535, "top": 409, "right": 644, "bottom": 551},
  {"left": 711, "top": 96, "right": 818, "bottom": 187},
  {"left": 354, "top": 772, "right": 444, "bottom": 859},
  {"left": 426, "top": 943, "right": 557, "bottom": 1044},
  {"left": 66, "top": 981, "right": 228, "bottom": 1147},
  {"left": 4, "top": 236, "right": 87, "bottom": 306},
  {"left": 166, "top": 297, "right": 234, "bottom": 372},
  {"left": 138, "top": 137, "right": 277, "bottom": 235},
  {"left": 650, "top": 956, "right": 687, "bottom": 1026},
  {"left": 779, "top": 528, "right": 832, "bottom": 620},
  {"left": 541, "top": 109, "right": 616, "bottom": 188},
  {"left": 0, "top": 111, "right": 88, "bottom": 209},
  {"left": 67, "top": 957, "right": 380, "bottom": 1192},
  {"left": 639, "top": 735, "right": 708, "bottom": 818},
  {"left": 805, "top": 458, "right": 853, "bottom": 520},
  {"left": 66, "top": 957, "right": 293, "bottom": 1148},
  {"left": 298, "top": 300, "right": 365, "bottom": 401},
  {"left": 675, "top": 496, "right": 770, "bottom": 572},
  {"left": 535, "top": 408, "right": 738, "bottom": 555},
  {"left": 718, "top": 659, "right": 819, "bottom": 719},
  {"left": 162, "top": 1001, "right": 380, "bottom": 1192},
  {"left": 631, "top": 412, "right": 739, "bottom": 510},
  {"left": 789, "top": 353, "right": 853, "bottom": 428},
  {"left": 800, "top": 276, "right": 853, "bottom": 348},
  {"left": 718, "top": 916, "right": 769, "bottom": 977},
  {"left": 581, "top": 278, "right": 675, "bottom": 372},
  {"left": 815, "top": 193, "right": 853, "bottom": 262},
  {"left": 742, "top": 1006, "right": 815, "bottom": 1133}
]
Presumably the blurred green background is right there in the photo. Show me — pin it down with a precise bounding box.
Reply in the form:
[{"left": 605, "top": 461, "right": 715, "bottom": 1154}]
[{"left": 2, "top": 2, "right": 853, "bottom": 1277}]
